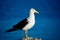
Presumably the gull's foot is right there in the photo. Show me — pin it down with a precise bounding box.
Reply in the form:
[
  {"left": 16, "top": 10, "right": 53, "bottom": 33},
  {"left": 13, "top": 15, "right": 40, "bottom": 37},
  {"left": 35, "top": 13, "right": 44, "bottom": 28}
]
[{"left": 25, "top": 33, "right": 29, "bottom": 40}]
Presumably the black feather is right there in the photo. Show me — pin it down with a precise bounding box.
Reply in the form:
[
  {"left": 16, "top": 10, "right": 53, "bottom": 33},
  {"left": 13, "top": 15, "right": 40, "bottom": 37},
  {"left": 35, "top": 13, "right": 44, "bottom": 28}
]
[
  {"left": 13, "top": 18, "right": 28, "bottom": 29},
  {"left": 6, "top": 18, "right": 28, "bottom": 32},
  {"left": 6, "top": 28, "right": 17, "bottom": 32}
]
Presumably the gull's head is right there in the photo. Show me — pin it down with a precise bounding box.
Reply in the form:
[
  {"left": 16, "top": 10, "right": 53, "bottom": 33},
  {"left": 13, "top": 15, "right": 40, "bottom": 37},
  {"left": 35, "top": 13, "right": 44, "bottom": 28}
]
[{"left": 30, "top": 8, "right": 39, "bottom": 14}]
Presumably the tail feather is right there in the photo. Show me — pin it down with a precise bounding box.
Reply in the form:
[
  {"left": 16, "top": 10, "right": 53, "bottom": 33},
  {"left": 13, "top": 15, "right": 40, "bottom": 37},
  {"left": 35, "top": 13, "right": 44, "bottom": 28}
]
[{"left": 6, "top": 28, "right": 17, "bottom": 32}]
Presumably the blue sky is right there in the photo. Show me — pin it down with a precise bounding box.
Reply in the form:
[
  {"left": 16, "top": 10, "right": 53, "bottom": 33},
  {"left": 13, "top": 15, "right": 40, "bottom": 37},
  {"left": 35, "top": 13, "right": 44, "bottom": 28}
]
[{"left": 0, "top": 0, "right": 60, "bottom": 40}]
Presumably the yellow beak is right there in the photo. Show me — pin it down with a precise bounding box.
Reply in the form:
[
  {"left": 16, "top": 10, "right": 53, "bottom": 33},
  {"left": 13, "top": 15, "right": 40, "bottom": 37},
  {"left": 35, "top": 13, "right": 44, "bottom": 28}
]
[{"left": 35, "top": 10, "right": 39, "bottom": 14}]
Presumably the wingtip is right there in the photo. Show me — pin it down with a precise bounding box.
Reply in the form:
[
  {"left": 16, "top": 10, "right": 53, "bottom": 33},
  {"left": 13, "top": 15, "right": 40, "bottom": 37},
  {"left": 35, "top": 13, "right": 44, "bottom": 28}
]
[{"left": 6, "top": 28, "right": 17, "bottom": 32}]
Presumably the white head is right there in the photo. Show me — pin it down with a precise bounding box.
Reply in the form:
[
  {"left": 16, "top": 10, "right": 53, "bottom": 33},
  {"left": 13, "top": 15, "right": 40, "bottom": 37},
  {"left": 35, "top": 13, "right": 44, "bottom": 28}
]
[{"left": 30, "top": 8, "right": 39, "bottom": 14}]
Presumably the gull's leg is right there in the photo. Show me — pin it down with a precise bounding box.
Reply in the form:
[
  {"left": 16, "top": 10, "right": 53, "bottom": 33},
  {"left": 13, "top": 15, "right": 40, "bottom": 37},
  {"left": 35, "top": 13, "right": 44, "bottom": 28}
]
[{"left": 25, "top": 30, "right": 29, "bottom": 40}]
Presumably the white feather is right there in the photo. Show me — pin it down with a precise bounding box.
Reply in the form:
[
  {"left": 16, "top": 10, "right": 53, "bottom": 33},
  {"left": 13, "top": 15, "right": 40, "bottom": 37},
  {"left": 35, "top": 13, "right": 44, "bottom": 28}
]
[{"left": 23, "top": 8, "right": 38, "bottom": 30}]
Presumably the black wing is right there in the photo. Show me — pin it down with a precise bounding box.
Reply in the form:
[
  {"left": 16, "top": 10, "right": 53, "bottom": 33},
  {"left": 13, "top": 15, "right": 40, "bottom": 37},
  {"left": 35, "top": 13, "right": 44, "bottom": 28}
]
[
  {"left": 13, "top": 18, "right": 28, "bottom": 29},
  {"left": 6, "top": 18, "right": 28, "bottom": 32}
]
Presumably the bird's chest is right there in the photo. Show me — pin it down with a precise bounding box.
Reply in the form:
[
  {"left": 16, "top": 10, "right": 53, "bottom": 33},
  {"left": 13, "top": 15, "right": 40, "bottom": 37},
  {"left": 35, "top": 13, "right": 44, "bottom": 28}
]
[
  {"left": 28, "top": 15, "right": 35, "bottom": 26},
  {"left": 23, "top": 19, "right": 35, "bottom": 30},
  {"left": 28, "top": 18, "right": 35, "bottom": 26},
  {"left": 29, "top": 19, "right": 35, "bottom": 26}
]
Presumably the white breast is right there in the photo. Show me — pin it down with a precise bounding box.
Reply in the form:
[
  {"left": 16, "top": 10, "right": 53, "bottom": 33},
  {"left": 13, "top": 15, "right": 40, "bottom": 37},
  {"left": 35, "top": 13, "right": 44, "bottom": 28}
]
[{"left": 23, "top": 18, "right": 35, "bottom": 30}]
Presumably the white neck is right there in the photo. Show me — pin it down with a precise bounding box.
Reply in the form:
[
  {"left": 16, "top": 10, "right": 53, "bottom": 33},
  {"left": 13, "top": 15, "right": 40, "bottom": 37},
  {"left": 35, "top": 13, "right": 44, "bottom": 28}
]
[{"left": 28, "top": 11, "right": 35, "bottom": 21}]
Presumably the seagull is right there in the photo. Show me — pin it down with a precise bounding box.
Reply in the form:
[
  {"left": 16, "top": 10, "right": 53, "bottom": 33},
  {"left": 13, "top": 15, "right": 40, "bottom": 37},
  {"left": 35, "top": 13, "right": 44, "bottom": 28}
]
[{"left": 6, "top": 8, "right": 39, "bottom": 39}]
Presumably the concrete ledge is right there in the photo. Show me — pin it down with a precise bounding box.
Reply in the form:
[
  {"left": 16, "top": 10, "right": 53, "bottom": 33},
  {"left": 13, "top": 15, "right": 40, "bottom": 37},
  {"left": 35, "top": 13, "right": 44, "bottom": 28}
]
[{"left": 20, "top": 37, "right": 42, "bottom": 40}]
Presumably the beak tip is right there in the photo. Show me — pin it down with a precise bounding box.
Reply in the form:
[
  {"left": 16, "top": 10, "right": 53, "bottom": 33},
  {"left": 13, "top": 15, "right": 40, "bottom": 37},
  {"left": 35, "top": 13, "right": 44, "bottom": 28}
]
[{"left": 37, "top": 12, "right": 39, "bottom": 14}]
